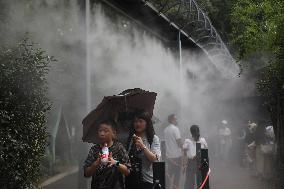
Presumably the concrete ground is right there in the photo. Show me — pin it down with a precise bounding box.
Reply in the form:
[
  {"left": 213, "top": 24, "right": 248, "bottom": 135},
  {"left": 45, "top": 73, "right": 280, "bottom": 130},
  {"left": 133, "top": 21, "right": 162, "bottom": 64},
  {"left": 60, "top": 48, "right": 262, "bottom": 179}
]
[
  {"left": 43, "top": 162, "right": 274, "bottom": 189},
  {"left": 210, "top": 163, "right": 272, "bottom": 189},
  {"left": 44, "top": 172, "right": 78, "bottom": 189}
]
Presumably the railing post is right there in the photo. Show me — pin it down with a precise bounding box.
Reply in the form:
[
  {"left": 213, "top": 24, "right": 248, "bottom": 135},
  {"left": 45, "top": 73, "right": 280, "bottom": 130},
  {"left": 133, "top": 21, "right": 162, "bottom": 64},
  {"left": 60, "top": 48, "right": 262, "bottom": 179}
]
[
  {"left": 196, "top": 143, "right": 202, "bottom": 186},
  {"left": 178, "top": 31, "right": 183, "bottom": 121}
]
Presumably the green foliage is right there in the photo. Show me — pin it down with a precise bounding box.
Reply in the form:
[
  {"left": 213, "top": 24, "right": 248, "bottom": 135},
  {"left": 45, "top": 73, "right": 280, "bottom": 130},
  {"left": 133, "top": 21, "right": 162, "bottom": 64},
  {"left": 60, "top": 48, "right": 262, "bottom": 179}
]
[
  {"left": 231, "top": 0, "right": 283, "bottom": 59},
  {"left": 230, "top": 0, "right": 284, "bottom": 121},
  {"left": 208, "top": 0, "right": 235, "bottom": 42},
  {"left": 257, "top": 17, "right": 284, "bottom": 109},
  {"left": 0, "top": 39, "right": 54, "bottom": 188}
]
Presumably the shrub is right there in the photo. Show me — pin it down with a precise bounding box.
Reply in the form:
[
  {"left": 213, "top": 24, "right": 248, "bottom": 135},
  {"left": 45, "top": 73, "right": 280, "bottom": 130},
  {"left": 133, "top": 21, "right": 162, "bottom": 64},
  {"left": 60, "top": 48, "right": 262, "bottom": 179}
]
[{"left": 0, "top": 39, "right": 54, "bottom": 188}]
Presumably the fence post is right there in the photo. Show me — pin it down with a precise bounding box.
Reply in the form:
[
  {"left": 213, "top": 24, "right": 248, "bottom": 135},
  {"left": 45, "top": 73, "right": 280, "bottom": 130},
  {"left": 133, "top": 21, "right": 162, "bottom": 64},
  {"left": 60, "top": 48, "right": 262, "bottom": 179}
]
[{"left": 196, "top": 143, "right": 202, "bottom": 187}]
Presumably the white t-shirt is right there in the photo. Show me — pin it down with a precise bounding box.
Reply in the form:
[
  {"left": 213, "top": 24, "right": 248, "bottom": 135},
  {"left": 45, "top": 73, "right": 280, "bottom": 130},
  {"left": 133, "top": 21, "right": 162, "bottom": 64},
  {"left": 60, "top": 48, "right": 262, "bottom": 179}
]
[
  {"left": 183, "top": 137, "right": 208, "bottom": 159},
  {"left": 218, "top": 127, "right": 232, "bottom": 145},
  {"left": 164, "top": 124, "right": 182, "bottom": 158}
]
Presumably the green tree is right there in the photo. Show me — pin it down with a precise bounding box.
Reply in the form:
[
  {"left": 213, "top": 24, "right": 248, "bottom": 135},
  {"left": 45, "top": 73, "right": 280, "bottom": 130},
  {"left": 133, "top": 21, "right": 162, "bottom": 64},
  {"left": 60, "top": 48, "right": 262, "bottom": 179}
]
[
  {"left": 0, "top": 39, "right": 54, "bottom": 188},
  {"left": 231, "top": 0, "right": 283, "bottom": 59},
  {"left": 208, "top": 0, "right": 235, "bottom": 42},
  {"left": 257, "top": 17, "right": 284, "bottom": 121},
  {"left": 230, "top": 0, "right": 284, "bottom": 125}
]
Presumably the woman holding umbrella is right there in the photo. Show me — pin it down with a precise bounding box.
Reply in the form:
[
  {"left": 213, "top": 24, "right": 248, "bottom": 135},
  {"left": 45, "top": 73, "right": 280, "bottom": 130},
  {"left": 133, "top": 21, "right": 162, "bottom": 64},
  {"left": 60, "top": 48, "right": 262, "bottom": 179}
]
[{"left": 125, "top": 111, "right": 161, "bottom": 189}]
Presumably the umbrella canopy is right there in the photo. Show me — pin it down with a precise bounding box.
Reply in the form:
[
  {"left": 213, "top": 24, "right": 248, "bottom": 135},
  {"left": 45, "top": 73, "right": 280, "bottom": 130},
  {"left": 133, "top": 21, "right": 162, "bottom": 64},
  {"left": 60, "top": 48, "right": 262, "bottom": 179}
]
[{"left": 82, "top": 88, "right": 157, "bottom": 143}]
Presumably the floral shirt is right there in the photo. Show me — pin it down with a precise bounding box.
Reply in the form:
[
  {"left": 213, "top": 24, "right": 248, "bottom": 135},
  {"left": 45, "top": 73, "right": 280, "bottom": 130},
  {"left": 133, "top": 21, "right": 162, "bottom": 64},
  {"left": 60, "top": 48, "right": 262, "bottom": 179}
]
[{"left": 83, "top": 141, "right": 130, "bottom": 189}]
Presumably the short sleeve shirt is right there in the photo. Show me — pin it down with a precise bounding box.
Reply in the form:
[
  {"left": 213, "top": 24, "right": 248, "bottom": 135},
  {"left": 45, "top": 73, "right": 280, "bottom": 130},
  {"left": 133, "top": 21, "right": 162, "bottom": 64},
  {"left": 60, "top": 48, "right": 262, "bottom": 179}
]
[
  {"left": 83, "top": 141, "right": 130, "bottom": 189},
  {"left": 139, "top": 135, "right": 161, "bottom": 183},
  {"left": 183, "top": 137, "right": 208, "bottom": 159},
  {"left": 164, "top": 124, "right": 182, "bottom": 158}
]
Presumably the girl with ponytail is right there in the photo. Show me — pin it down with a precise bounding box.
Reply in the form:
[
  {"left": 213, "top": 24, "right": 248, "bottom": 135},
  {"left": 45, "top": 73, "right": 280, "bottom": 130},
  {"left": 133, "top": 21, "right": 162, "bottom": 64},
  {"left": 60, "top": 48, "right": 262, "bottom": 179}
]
[{"left": 183, "top": 125, "right": 208, "bottom": 189}]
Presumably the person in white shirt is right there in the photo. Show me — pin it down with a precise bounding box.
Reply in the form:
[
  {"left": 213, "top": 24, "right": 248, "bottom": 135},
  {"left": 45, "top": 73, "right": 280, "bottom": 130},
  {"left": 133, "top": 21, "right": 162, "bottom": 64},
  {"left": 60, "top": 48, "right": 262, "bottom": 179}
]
[
  {"left": 218, "top": 120, "right": 232, "bottom": 161},
  {"left": 164, "top": 114, "right": 182, "bottom": 189},
  {"left": 183, "top": 125, "right": 208, "bottom": 189}
]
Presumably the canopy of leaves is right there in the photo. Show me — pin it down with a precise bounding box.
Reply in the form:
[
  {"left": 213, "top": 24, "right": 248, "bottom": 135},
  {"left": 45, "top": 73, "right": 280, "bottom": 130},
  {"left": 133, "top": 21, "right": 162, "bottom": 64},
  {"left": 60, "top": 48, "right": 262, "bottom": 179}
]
[
  {"left": 0, "top": 39, "right": 54, "bottom": 188},
  {"left": 257, "top": 17, "right": 284, "bottom": 109},
  {"left": 230, "top": 0, "right": 284, "bottom": 122},
  {"left": 231, "top": 0, "right": 283, "bottom": 59}
]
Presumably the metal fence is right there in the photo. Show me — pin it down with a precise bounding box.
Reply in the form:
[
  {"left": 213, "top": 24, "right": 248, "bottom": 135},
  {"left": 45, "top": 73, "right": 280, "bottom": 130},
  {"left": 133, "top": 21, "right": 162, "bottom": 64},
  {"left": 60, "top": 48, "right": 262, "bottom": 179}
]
[{"left": 143, "top": 0, "right": 239, "bottom": 76}]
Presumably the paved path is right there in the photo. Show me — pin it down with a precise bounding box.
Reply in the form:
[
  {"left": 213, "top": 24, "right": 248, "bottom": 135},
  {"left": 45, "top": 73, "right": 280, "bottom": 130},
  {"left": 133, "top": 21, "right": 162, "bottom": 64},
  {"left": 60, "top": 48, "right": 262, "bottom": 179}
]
[
  {"left": 44, "top": 172, "right": 79, "bottom": 189},
  {"left": 43, "top": 163, "right": 273, "bottom": 189},
  {"left": 210, "top": 163, "right": 271, "bottom": 189}
]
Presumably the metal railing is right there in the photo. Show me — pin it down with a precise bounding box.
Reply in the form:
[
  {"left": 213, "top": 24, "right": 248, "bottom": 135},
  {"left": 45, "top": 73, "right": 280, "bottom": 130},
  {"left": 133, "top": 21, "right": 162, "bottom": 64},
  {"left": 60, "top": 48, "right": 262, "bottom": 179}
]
[{"left": 143, "top": 0, "right": 240, "bottom": 76}]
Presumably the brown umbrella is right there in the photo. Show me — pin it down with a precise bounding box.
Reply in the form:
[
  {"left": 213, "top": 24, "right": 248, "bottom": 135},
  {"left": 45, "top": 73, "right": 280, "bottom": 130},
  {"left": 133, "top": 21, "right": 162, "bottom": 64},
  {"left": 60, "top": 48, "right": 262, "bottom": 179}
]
[{"left": 82, "top": 88, "right": 157, "bottom": 143}]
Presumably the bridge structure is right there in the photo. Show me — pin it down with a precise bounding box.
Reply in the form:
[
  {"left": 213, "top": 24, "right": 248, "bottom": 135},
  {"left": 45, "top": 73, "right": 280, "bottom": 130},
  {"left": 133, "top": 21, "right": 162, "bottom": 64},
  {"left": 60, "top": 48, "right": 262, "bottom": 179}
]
[{"left": 92, "top": 0, "right": 240, "bottom": 77}]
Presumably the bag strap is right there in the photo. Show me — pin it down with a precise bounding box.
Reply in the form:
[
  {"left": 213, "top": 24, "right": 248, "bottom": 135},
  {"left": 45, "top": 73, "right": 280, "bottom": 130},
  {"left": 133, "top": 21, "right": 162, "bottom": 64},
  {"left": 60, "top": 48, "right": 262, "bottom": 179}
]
[{"left": 127, "top": 138, "right": 134, "bottom": 154}]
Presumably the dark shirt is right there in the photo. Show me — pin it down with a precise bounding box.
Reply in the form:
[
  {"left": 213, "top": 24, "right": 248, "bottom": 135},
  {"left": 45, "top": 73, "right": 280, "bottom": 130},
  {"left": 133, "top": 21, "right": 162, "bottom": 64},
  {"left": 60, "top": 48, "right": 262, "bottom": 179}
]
[
  {"left": 255, "top": 125, "right": 266, "bottom": 145},
  {"left": 83, "top": 141, "right": 130, "bottom": 189},
  {"left": 245, "top": 128, "right": 254, "bottom": 144}
]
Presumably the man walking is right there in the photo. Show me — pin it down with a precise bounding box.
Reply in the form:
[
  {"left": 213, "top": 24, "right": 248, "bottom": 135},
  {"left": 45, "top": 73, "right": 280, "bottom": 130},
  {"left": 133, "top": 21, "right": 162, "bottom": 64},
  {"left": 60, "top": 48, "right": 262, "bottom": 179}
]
[{"left": 164, "top": 114, "right": 182, "bottom": 189}]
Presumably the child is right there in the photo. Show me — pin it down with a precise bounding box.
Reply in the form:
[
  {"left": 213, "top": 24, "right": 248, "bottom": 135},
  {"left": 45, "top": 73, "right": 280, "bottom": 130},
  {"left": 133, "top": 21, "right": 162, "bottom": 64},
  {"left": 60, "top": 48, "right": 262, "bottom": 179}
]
[
  {"left": 83, "top": 120, "right": 130, "bottom": 189},
  {"left": 183, "top": 125, "right": 208, "bottom": 189}
]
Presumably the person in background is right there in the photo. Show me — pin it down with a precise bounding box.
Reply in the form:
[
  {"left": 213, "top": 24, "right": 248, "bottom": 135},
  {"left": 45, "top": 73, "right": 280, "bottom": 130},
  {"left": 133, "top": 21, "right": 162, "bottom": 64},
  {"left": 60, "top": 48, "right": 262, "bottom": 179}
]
[
  {"left": 125, "top": 111, "right": 161, "bottom": 189},
  {"left": 164, "top": 114, "right": 182, "bottom": 189},
  {"left": 236, "top": 124, "right": 247, "bottom": 166},
  {"left": 218, "top": 120, "right": 232, "bottom": 162},
  {"left": 83, "top": 120, "right": 130, "bottom": 189},
  {"left": 246, "top": 122, "right": 257, "bottom": 170},
  {"left": 183, "top": 125, "right": 208, "bottom": 189},
  {"left": 263, "top": 125, "right": 275, "bottom": 179},
  {"left": 254, "top": 121, "right": 266, "bottom": 178}
]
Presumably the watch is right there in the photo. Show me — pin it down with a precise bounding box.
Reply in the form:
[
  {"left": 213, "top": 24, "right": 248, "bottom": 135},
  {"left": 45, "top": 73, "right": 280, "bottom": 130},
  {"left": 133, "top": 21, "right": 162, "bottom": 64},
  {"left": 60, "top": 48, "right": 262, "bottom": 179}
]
[{"left": 115, "top": 160, "right": 120, "bottom": 167}]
